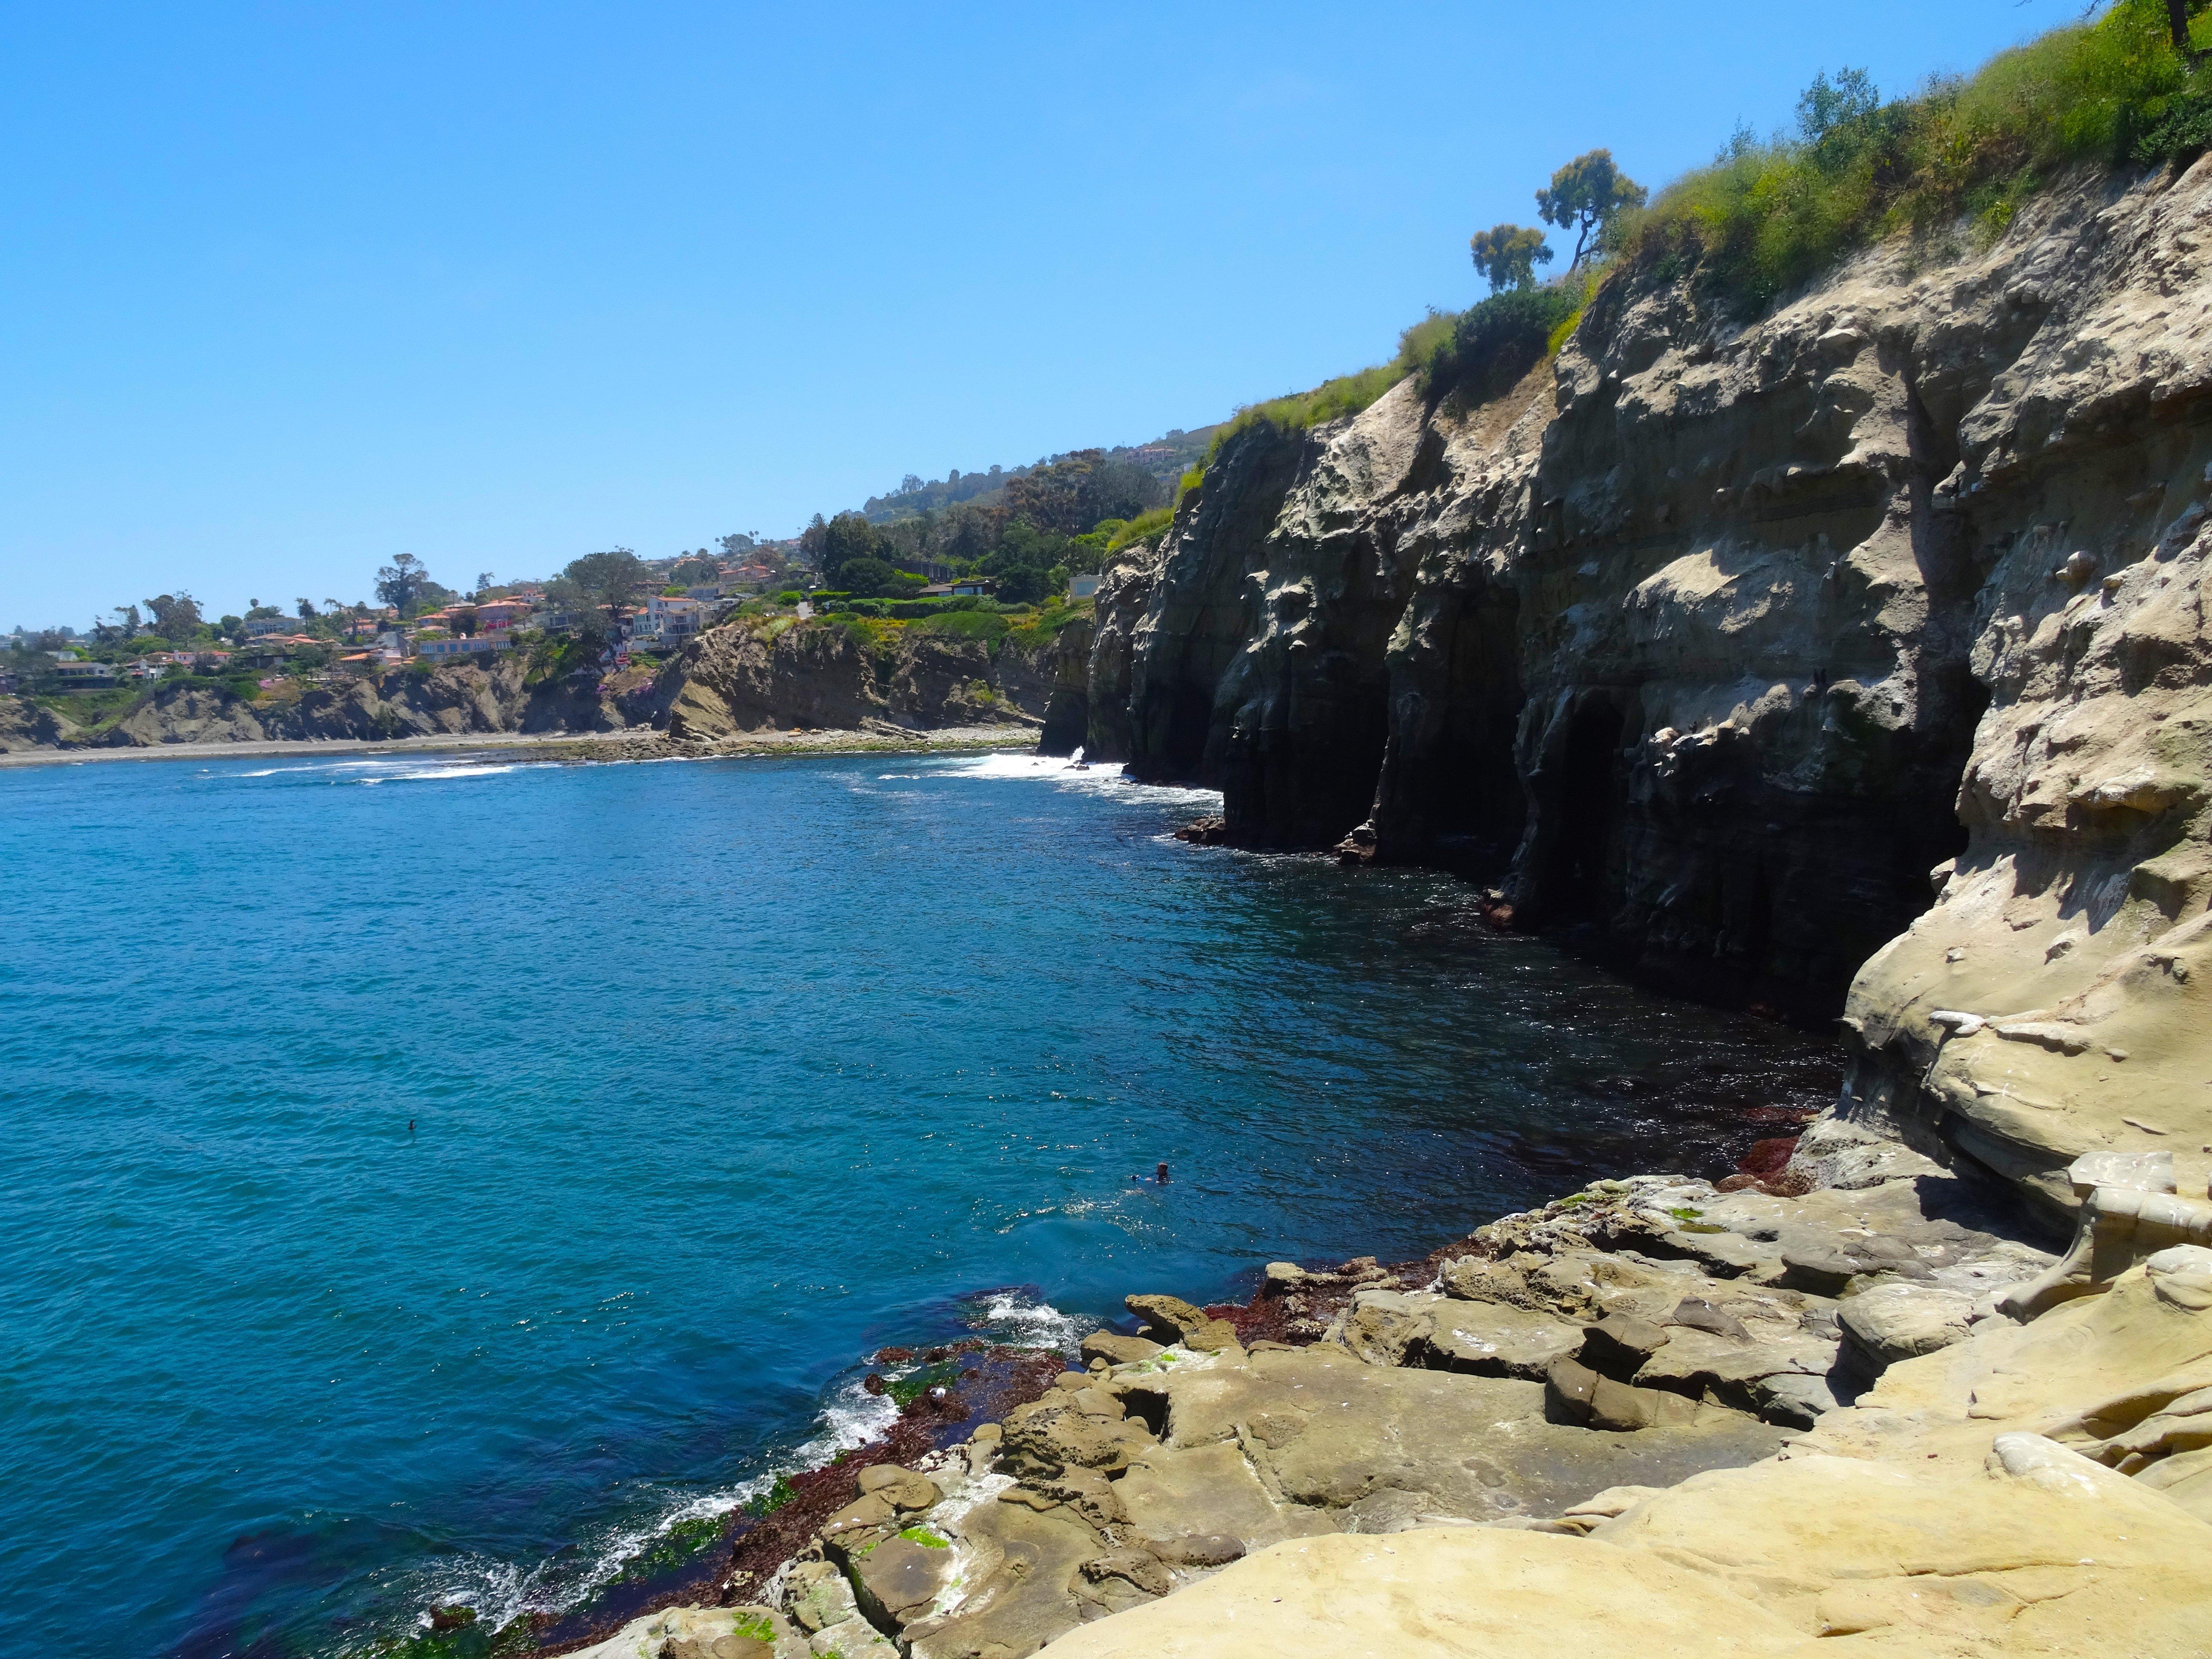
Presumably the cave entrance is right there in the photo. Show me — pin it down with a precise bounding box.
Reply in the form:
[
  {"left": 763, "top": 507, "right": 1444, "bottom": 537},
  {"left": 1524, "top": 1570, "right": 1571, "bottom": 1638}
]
[{"left": 1544, "top": 701, "right": 1624, "bottom": 919}]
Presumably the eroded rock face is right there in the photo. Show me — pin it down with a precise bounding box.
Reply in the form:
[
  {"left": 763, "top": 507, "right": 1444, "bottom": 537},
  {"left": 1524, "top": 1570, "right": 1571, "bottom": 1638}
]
[
  {"left": 664, "top": 620, "right": 885, "bottom": 736},
  {"left": 1835, "top": 227, "right": 2212, "bottom": 1212},
  {"left": 1033, "top": 620, "right": 1093, "bottom": 757},
  {"left": 29, "top": 658, "right": 634, "bottom": 748},
  {"left": 1084, "top": 545, "right": 1161, "bottom": 762},
  {"left": 662, "top": 620, "right": 1052, "bottom": 739},
  {"left": 1095, "top": 162, "right": 2212, "bottom": 1192},
  {"left": 1207, "top": 380, "right": 1439, "bottom": 845},
  {"left": 1124, "top": 422, "right": 1312, "bottom": 784}
]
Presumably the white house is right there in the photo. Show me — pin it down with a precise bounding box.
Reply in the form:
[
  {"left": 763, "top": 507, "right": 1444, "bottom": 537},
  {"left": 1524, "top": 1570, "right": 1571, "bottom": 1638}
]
[{"left": 633, "top": 594, "right": 707, "bottom": 648}]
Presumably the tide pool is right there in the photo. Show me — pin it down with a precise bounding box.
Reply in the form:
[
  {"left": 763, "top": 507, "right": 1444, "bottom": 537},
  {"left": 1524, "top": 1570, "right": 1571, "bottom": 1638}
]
[{"left": 0, "top": 749, "right": 1833, "bottom": 1655}]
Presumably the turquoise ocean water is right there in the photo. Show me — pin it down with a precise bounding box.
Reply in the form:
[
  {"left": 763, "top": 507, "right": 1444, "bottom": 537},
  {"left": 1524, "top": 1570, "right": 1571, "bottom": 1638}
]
[{"left": 0, "top": 748, "right": 1834, "bottom": 1655}]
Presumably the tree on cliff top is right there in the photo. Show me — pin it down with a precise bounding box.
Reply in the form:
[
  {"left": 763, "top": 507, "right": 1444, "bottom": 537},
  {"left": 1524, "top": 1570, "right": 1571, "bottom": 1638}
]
[
  {"left": 563, "top": 548, "right": 648, "bottom": 636},
  {"left": 1796, "top": 67, "right": 1880, "bottom": 145},
  {"left": 1001, "top": 450, "right": 1161, "bottom": 536},
  {"left": 143, "top": 592, "right": 204, "bottom": 640},
  {"left": 1469, "top": 224, "right": 1554, "bottom": 293},
  {"left": 2154, "top": 0, "right": 2209, "bottom": 61},
  {"left": 375, "top": 554, "right": 432, "bottom": 620},
  {"left": 1536, "top": 149, "right": 1647, "bottom": 268}
]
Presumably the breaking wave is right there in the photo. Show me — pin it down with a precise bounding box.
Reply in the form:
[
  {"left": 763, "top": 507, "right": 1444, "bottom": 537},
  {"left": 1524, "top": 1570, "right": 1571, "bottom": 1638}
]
[
  {"left": 380, "top": 1369, "right": 902, "bottom": 1649},
  {"left": 885, "top": 751, "right": 1221, "bottom": 808}
]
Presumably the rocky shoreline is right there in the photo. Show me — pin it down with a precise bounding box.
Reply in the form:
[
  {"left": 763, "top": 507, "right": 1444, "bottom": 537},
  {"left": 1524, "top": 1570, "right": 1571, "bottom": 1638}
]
[{"left": 490, "top": 1117, "right": 2212, "bottom": 1659}]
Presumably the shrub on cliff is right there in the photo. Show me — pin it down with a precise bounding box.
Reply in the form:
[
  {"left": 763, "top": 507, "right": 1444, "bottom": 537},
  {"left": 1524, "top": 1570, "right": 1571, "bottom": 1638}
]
[
  {"left": 1104, "top": 504, "right": 1173, "bottom": 553},
  {"left": 1004, "top": 598, "right": 1091, "bottom": 650},
  {"left": 915, "top": 609, "right": 1008, "bottom": 641},
  {"left": 1620, "top": 2, "right": 2212, "bottom": 308},
  {"left": 1198, "top": 308, "right": 1467, "bottom": 471},
  {"left": 1417, "top": 285, "right": 1585, "bottom": 405}
]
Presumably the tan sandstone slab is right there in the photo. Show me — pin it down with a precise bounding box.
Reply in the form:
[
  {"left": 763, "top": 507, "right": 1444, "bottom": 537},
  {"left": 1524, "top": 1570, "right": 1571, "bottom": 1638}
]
[
  {"left": 1593, "top": 1443, "right": 2212, "bottom": 1654},
  {"left": 1114, "top": 1439, "right": 1332, "bottom": 1558},
  {"left": 1115, "top": 1345, "right": 1786, "bottom": 1525},
  {"left": 1027, "top": 1528, "right": 1815, "bottom": 1659}
]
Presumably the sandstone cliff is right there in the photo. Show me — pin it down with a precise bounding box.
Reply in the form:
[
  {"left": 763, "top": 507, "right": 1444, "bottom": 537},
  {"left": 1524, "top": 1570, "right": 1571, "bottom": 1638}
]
[
  {"left": 0, "top": 658, "right": 636, "bottom": 751},
  {"left": 1094, "top": 159, "right": 2212, "bottom": 1208},
  {"left": 661, "top": 617, "right": 1057, "bottom": 740}
]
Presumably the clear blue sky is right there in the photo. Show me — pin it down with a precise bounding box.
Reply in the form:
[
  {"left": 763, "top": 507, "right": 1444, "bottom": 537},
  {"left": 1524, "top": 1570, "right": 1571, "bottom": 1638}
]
[{"left": 2, "top": 0, "right": 2066, "bottom": 627}]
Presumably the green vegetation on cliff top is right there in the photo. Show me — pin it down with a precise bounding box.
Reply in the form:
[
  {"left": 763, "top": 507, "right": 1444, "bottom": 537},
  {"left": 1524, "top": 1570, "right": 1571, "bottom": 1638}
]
[
  {"left": 1623, "top": 0, "right": 2212, "bottom": 305},
  {"left": 1189, "top": 1, "right": 2212, "bottom": 472}
]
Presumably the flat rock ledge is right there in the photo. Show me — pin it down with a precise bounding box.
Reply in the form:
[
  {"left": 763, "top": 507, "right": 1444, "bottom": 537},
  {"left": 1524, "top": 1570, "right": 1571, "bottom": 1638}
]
[{"left": 559, "top": 1131, "right": 2212, "bottom": 1659}]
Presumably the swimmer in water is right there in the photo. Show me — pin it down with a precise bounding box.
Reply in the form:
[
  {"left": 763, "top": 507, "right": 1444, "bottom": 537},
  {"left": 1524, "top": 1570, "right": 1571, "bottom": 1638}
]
[{"left": 1156, "top": 1162, "right": 1170, "bottom": 1184}]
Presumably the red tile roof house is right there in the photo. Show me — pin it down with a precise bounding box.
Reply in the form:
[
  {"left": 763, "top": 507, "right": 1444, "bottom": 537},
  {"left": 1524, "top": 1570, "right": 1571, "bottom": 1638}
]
[{"left": 472, "top": 600, "right": 532, "bottom": 632}]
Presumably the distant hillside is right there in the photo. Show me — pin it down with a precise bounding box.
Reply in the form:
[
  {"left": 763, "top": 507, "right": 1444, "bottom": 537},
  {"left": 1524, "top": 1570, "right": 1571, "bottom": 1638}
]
[{"left": 860, "top": 425, "right": 1218, "bottom": 524}]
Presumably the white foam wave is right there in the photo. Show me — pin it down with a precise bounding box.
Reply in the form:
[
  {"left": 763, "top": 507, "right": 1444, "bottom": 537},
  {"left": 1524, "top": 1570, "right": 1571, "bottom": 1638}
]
[
  {"left": 794, "top": 1372, "right": 903, "bottom": 1465},
  {"left": 359, "top": 1293, "right": 1094, "bottom": 1650},
  {"left": 372, "top": 1369, "right": 902, "bottom": 1649},
  {"left": 968, "top": 1288, "right": 1085, "bottom": 1356},
  {"left": 355, "top": 762, "right": 521, "bottom": 784},
  {"left": 890, "top": 751, "right": 1222, "bottom": 808}
]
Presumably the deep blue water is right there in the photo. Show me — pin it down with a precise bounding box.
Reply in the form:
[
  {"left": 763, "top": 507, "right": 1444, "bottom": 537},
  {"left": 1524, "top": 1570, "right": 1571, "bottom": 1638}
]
[{"left": 0, "top": 748, "right": 1834, "bottom": 1656}]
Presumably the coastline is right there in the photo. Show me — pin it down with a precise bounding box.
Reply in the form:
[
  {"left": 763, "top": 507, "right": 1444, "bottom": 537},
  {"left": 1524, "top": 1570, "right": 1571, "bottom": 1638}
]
[
  {"left": 0, "top": 721, "right": 1047, "bottom": 771},
  {"left": 504, "top": 1119, "right": 2212, "bottom": 1659}
]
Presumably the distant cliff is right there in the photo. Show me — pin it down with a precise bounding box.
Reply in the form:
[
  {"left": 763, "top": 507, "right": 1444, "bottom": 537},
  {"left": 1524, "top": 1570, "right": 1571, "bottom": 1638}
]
[
  {"left": 658, "top": 616, "right": 1063, "bottom": 739},
  {"left": 1, "top": 615, "right": 1083, "bottom": 756},
  {"left": 1083, "top": 159, "right": 2212, "bottom": 1212},
  {"left": 0, "top": 656, "right": 635, "bottom": 750}
]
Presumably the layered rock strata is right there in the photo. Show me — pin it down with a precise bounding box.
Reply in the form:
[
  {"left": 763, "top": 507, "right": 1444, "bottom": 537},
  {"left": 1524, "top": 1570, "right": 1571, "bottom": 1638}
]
[
  {"left": 663, "top": 623, "right": 1051, "bottom": 741},
  {"left": 0, "top": 657, "right": 635, "bottom": 750},
  {"left": 1092, "top": 158, "right": 2212, "bottom": 1202}
]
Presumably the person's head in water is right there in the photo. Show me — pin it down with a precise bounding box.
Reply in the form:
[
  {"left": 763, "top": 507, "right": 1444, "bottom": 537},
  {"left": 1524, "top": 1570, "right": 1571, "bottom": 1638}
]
[{"left": 1156, "top": 1162, "right": 1170, "bottom": 1184}]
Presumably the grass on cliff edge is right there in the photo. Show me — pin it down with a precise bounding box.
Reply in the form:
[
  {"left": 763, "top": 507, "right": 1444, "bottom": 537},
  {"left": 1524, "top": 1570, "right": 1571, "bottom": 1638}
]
[
  {"left": 805, "top": 598, "right": 1092, "bottom": 656},
  {"left": 1185, "top": 277, "right": 1590, "bottom": 492},
  {"left": 1168, "top": 3, "right": 2211, "bottom": 503},
  {"left": 1615, "top": 0, "right": 2212, "bottom": 308},
  {"left": 1205, "top": 308, "right": 1458, "bottom": 455}
]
